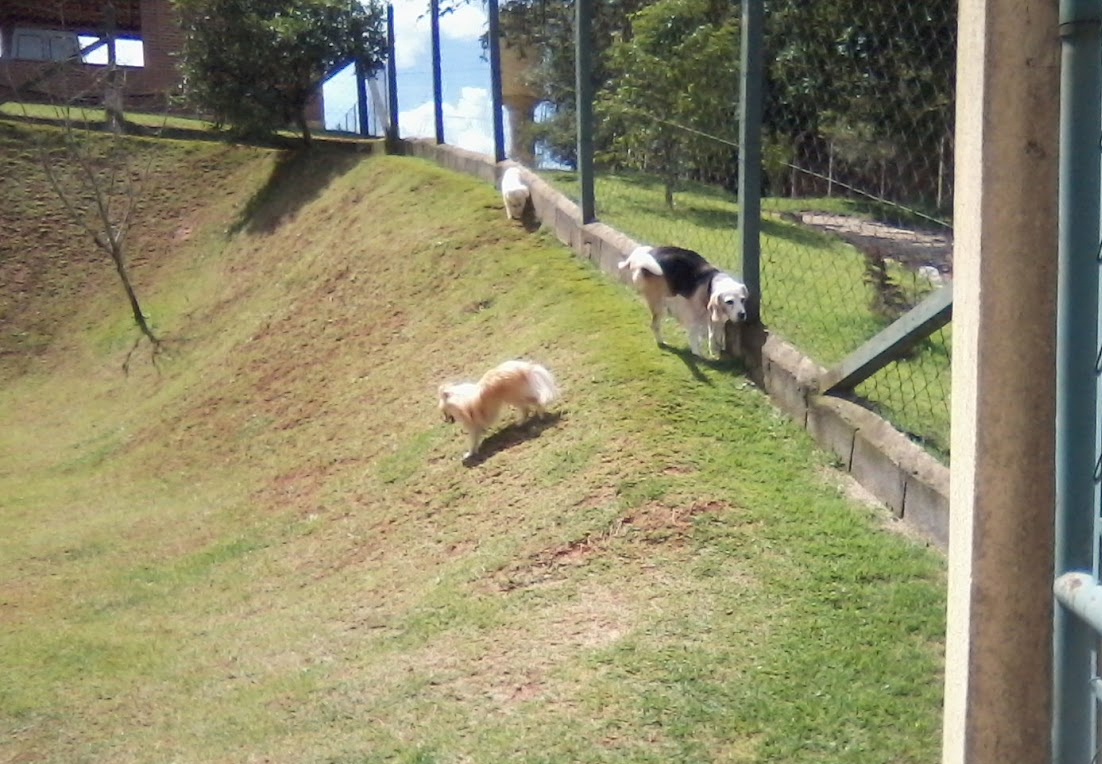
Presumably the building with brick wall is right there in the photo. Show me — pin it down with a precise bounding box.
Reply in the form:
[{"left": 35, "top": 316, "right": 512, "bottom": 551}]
[{"left": 0, "top": 0, "right": 323, "bottom": 126}]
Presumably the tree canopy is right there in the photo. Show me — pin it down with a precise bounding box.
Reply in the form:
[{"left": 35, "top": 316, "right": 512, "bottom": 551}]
[
  {"left": 492, "top": 0, "right": 955, "bottom": 209},
  {"left": 498, "top": 0, "right": 650, "bottom": 167},
  {"left": 175, "top": 0, "right": 387, "bottom": 145},
  {"left": 598, "top": 0, "right": 739, "bottom": 206}
]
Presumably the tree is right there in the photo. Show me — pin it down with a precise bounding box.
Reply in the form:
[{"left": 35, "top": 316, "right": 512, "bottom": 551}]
[
  {"left": 496, "top": 0, "right": 650, "bottom": 166},
  {"left": 489, "top": 0, "right": 954, "bottom": 206},
  {"left": 10, "top": 16, "right": 164, "bottom": 368},
  {"left": 764, "top": 0, "right": 956, "bottom": 202},
  {"left": 597, "top": 0, "right": 739, "bottom": 207},
  {"left": 175, "top": 0, "right": 388, "bottom": 145},
  {"left": 25, "top": 102, "right": 164, "bottom": 369}
]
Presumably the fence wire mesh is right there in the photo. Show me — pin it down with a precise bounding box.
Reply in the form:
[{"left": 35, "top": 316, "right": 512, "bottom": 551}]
[
  {"left": 401, "top": 0, "right": 955, "bottom": 461},
  {"left": 759, "top": 1, "right": 956, "bottom": 459}
]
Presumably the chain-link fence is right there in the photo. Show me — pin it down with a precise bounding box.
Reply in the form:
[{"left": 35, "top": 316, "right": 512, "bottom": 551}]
[
  {"left": 759, "top": 1, "right": 955, "bottom": 459},
  {"left": 374, "top": 0, "right": 955, "bottom": 461}
]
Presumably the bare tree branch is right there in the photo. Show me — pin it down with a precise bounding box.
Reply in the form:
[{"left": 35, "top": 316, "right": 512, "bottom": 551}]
[{"left": 11, "top": 68, "right": 165, "bottom": 363}]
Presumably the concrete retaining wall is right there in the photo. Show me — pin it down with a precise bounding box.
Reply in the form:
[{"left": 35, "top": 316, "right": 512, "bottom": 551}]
[{"left": 398, "top": 138, "right": 949, "bottom": 551}]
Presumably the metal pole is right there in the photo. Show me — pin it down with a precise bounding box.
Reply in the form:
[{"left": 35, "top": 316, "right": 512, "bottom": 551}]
[
  {"left": 575, "top": 0, "right": 595, "bottom": 223},
  {"left": 104, "top": 1, "right": 122, "bottom": 134},
  {"left": 1054, "top": 1, "right": 1102, "bottom": 761},
  {"left": 737, "top": 0, "right": 763, "bottom": 321},
  {"left": 430, "top": 0, "right": 444, "bottom": 144},
  {"left": 355, "top": 58, "right": 369, "bottom": 136},
  {"left": 487, "top": 0, "right": 506, "bottom": 162},
  {"left": 350, "top": 0, "right": 369, "bottom": 136},
  {"left": 386, "top": 4, "right": 399, "bottom": 144}
]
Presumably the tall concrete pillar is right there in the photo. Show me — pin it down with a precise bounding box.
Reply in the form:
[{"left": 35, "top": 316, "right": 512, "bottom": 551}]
[
  {"left": 499, "top": 42, "right": 538, "bottom": 165},
  {"left": 942, "top": 0, "right": 1060, "bottom": 762}
]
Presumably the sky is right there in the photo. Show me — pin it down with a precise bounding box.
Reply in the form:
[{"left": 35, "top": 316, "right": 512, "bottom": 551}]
[
  {"left": 74, "top": 15, "right": 567, "bottom": 172},
  {"left": 322, "top": 0, "right": 506, "bottom": 156},
  {"left": 80, "top": 2, "right": 503, "bottom": 156}
]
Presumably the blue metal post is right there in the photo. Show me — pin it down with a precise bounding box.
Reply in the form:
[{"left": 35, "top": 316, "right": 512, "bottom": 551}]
[
  {"left": 575, "top": 0, "right": 595, "bottom": 223},
  {"left": 351, "top": 0, "right": 369, "bottom": 136},
  {"left": 430, "top": 0, "right": 444, "bottom": 144},
  {"left": 737, "top": 0, "right": 763, "bottom": 322},
  {"left": 354, "top": 58, "right": 369, "bottom": 136},
  {"left": 487, "top": 0, "right": 506, "bottom": 162},
  {"left": 1054, "top": 1, "right": 1102, "bottom": 761},
  {"left": 386, "top": 4, "right": 399, "bottom": 143}
]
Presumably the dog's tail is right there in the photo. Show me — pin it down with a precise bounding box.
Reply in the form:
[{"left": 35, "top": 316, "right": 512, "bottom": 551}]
[
  {"left": 618, "top": 246, "right": 663, "bottom": 279},
  {"left": 527, "top": 363, "right": 560, "bottom": 407}
]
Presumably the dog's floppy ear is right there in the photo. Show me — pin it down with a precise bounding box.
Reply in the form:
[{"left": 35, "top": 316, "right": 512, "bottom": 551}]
[{"left": 708, "top": 291, "right": 726, "bottom": 323}]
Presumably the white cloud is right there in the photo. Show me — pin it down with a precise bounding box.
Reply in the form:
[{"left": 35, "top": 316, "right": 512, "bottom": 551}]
[
  {"left": 390, "top": 1, "right": 429, "bottom": 71},
  {"left": 440, "top": 4, "right": 487, "bottom": 41},
  {"left": 399, "top": 86, "right": 505, "bottom": 156},
  {"left": 389, "top": 0, "right": 486, "bottom": 71}
]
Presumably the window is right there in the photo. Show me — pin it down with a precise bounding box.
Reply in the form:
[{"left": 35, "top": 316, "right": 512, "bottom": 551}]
[{"left": 12, "top": 29, "right": 80, "bottom": 62}]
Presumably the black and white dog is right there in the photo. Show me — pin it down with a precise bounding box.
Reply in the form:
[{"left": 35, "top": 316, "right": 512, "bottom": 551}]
[{"left": 618, "top": 245, "right": 749, "bottom": 358}]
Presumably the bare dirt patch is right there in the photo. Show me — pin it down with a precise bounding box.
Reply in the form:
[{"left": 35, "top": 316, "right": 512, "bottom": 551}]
[
  {"left": 791, "top": 211, "right": 953, "bottom": 276},
  {"left": 490, "top": 499, "right": 732, "bottom": 592}
]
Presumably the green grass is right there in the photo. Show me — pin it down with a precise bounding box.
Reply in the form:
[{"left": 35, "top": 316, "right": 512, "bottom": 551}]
[
  {"left": 0, "top": 125, "right": 946, "bottom": 763},
  {"left": 545, "top": 168, "right": 952, "bottom": 458},
  {"left": 0, "top": 100, "right": 219, "bottom": 131}
]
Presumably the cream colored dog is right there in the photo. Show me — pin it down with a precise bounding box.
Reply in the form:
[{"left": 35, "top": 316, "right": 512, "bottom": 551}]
[
  {"left": 501, "top": 167, "right": 530, "bottom": 220},
  {"left": 438, "top": 360, "right": 559, "bottom": 460}
]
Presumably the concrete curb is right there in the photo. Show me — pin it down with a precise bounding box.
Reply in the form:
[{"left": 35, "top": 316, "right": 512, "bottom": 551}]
[{"left": 395, "top": 139, "right": 949, "bottom": 551}]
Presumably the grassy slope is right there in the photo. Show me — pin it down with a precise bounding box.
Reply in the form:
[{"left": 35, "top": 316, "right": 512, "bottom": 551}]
[{"left": 0, "top": 125, "right": 946, "bottom": 764}]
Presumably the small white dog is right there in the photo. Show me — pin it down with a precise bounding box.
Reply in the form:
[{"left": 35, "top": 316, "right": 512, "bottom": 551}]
[
  {"left": 619, "top": 245, "right": 749, "bottom": 358},
  {"left": 438, "top": 360, "right": 559, "bottom": 460},
  {"left": 501, "top": 166, "right": 530, "bottom": 220},
  {"left": 917, "top": 265, "right": 946, "bottom": 286}
]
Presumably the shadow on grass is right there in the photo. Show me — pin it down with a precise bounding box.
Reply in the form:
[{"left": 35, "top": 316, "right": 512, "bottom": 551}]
[
  {"left": 463, "top": 411, "right": 564, "bottom": 467},
  {"left": 229, "top": 147, "right": 362, "bottom": 235},
  {"left": 760, "top": 215, "right": 843, "bottom": 250},
  {"left": 2, "top": 111, "right": 301, "bottom": 148},
  {"left": 660, "top": 344, "right": 746, "bottom": 385},
  {"left": 519, "top": 200, "right": 542, "bottom": 233},
  {"left": 500, "top": 198, "right": 542, "bottom": 234},
  {"left": 4, "top": 112, "right": 368, "bottom": 238}
]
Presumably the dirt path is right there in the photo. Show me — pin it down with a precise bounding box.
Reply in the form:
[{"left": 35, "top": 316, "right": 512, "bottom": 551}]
[{"left": 793, "top": 211, "right": 954, "bottom": 278}]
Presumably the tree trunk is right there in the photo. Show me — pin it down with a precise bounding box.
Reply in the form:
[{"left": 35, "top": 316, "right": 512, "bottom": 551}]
[
  {"left": 298, "top": 112, "right": 312, "bottom": 148},
  {"left": 662, "top": 139, "right": 676, "bottom": 208},
  {"left": 104, "top": 2, "right": 125, "bottom": 135},
  {"left": 108, "top": 242, "right": 158, "bottom": 344}
]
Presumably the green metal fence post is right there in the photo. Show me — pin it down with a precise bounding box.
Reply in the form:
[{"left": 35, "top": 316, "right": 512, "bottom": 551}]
[
  {"left": 1054, "top": 1, "right": 1102, "bottom": 761},
  {"left": 575, "top": 0, "right": 595, "bottom": 224},
  {"left": 737, "top": 0, "right": 763, "bottom": 321}
]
